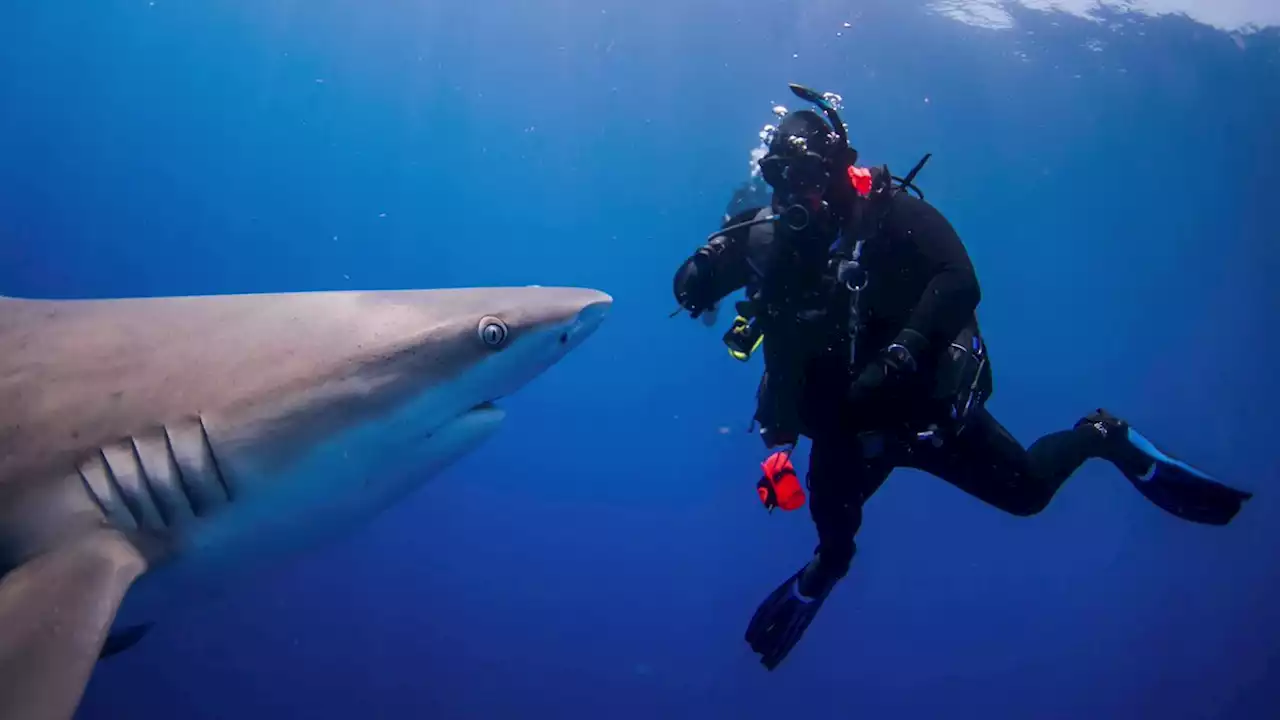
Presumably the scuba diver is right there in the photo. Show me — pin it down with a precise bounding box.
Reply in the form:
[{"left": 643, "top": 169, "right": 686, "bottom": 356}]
[{"left": 671, "top": 84, "right": 1254, "bottom": 672}]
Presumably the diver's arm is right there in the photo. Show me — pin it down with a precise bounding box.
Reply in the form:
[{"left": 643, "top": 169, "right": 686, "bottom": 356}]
[
  {"left": 896, "top": 196, "right": 982, "bottom": 350},
  {"left": 672, "top": 231, "right": 753, "bottom": 318}
]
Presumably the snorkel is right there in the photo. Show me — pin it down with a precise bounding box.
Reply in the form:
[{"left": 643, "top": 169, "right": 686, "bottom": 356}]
[{"left": 788, "top": 83, "right": 856, "bottom": 162}]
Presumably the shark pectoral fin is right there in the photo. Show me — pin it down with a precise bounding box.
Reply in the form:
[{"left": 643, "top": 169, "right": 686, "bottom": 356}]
[
  {"left": 0, "top": 529, "right": 149, "bottom": 720},
  {"left": 101, "top": 622, "right": 154, "bottom": 659}
]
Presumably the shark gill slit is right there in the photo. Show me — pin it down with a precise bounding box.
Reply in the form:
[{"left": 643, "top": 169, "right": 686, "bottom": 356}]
[
  {"left": 75, "top": 464, "right": 112, "bottom": 527},
  {"left": 197, "top": 415, "right": 234, "bottom": 503},
  {"left": 161, "top": 419, "right": 233, "bottom": 516},
  {"left": 98, "top": 448, "right": 146, "bottom": 529},
  {"left": 74, "top": 451, "right": 135, "bottom": 531},
  {"left": 128, "top": 436, "right": 173, "bottom": 528},
  {"left": 99, "top": 443, "right": 159, "bottom": 527},
  {"left": 161, "top": 424, "right": 203, "bottom": 517}
]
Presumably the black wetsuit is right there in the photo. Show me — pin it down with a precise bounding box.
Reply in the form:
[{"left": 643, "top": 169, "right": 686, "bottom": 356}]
[{"left": 674, "top": 190, "right": 1118, "bottom": 585}]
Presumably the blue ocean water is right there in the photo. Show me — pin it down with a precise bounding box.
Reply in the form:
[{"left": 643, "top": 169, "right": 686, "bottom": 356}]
[{"left": 1, "top": 1, "right": 1277, "bottom": 718}]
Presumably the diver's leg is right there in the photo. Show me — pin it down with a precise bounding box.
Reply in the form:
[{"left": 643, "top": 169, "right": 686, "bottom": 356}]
[
  {"left": 745, "top": 432, "right": 892, "bottom": 671},
  {"left": 910, "top": 408, "right": 1252, "bottom": 525},
  {"left": 805, "top": 432, "right": 894, "bottom": 586},
  {"left": 906, "top": 408, "right": 1099, "bottom": 516}
]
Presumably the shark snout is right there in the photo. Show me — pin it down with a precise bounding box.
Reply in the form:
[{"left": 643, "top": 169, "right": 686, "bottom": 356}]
[{"left": 560, "top": 292, "right": 612, "bottom": 349}]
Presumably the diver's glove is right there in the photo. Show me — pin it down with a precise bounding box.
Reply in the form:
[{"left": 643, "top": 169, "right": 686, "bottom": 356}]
[
  {"left": 847, "top": 328, "right": 929, "bottom": 404},
  {"left": 673, "top": 238, "right": 733, "bottom": 318},
  {"left": 672, "top": 260, "right": 708, "bottom": 317}
]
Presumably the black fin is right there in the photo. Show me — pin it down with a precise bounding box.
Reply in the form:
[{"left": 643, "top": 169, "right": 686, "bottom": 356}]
[{"left": 1110, "top": 419, "right": 1254, "bottom": 526}]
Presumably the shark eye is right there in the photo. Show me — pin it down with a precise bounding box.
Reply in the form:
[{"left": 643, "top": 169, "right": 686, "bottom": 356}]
[{"left": 477, "top": 316, "right": 508, "bottom": 347}]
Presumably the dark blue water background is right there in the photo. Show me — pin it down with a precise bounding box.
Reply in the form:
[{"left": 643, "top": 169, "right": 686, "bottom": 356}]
[{"left": 1, "top": 1, "right": 1277, "bottom": 718}]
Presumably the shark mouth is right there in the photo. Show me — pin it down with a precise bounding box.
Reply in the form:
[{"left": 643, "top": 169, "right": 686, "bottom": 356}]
[{"left": 423, "top": 401, "right": 501, "bottom": 442}]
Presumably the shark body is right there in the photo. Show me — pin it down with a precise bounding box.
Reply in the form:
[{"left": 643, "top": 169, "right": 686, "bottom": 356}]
[{"left": 0, "top": 286, "right": 611, "bottom": 720}]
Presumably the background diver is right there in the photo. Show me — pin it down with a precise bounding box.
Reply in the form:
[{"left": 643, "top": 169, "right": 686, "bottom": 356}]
[{"left": 670, "top": 84, "right": 1254, "bottom": 672}]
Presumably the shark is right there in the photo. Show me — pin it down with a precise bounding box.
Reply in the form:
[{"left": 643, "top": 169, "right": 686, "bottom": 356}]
[{"left": 0, "top": 285, "right": 611, "bottom": 720}]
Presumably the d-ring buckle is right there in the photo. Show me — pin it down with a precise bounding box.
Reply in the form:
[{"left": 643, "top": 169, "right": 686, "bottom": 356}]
[
  {"left": 838, "top": 260, "right": 868, "bottom": 292},
  {"left": 782, "top": 204, "right": 810, "bottom": 231}
]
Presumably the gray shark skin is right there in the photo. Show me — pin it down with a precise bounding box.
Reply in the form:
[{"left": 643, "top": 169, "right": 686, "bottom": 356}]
[{"left": 0, "top": 286, "right": 611, "bottom": 720}]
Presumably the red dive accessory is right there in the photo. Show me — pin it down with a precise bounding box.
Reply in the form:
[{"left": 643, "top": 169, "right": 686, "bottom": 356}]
[
  {"left": 848, "top": 166, "right": 873, "bottom": 197},
  {"left": 757, "top": 451, "right": 805, "bottom": 513}
]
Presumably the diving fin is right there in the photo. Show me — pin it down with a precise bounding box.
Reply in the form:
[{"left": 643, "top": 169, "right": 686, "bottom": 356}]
[
  {"left": 1122, "top": 425, "right": 1252, "bottom": 525},
  {"left": 745, "top": 564, "right": 832, "bottom": 671},
  {"left": 1082, "top": 410, "right": 1253, "bottom": 526},
  {"left": 0, "top": 528, "right": 148, "bottom": 720}
]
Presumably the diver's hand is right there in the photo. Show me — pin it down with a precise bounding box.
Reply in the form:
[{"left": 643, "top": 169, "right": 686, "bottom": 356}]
[
  {"left": 847, "top": 330, "right": 927, "bottom": 404},
  {"left": 673, "top": 250, "right": 722, "bottom": 318},
  {"left": 672, "top": 260, "right": 704, "bottom": 317},
  {"left": 846, "top": 349, "right": 906, "bottom": 403}
]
